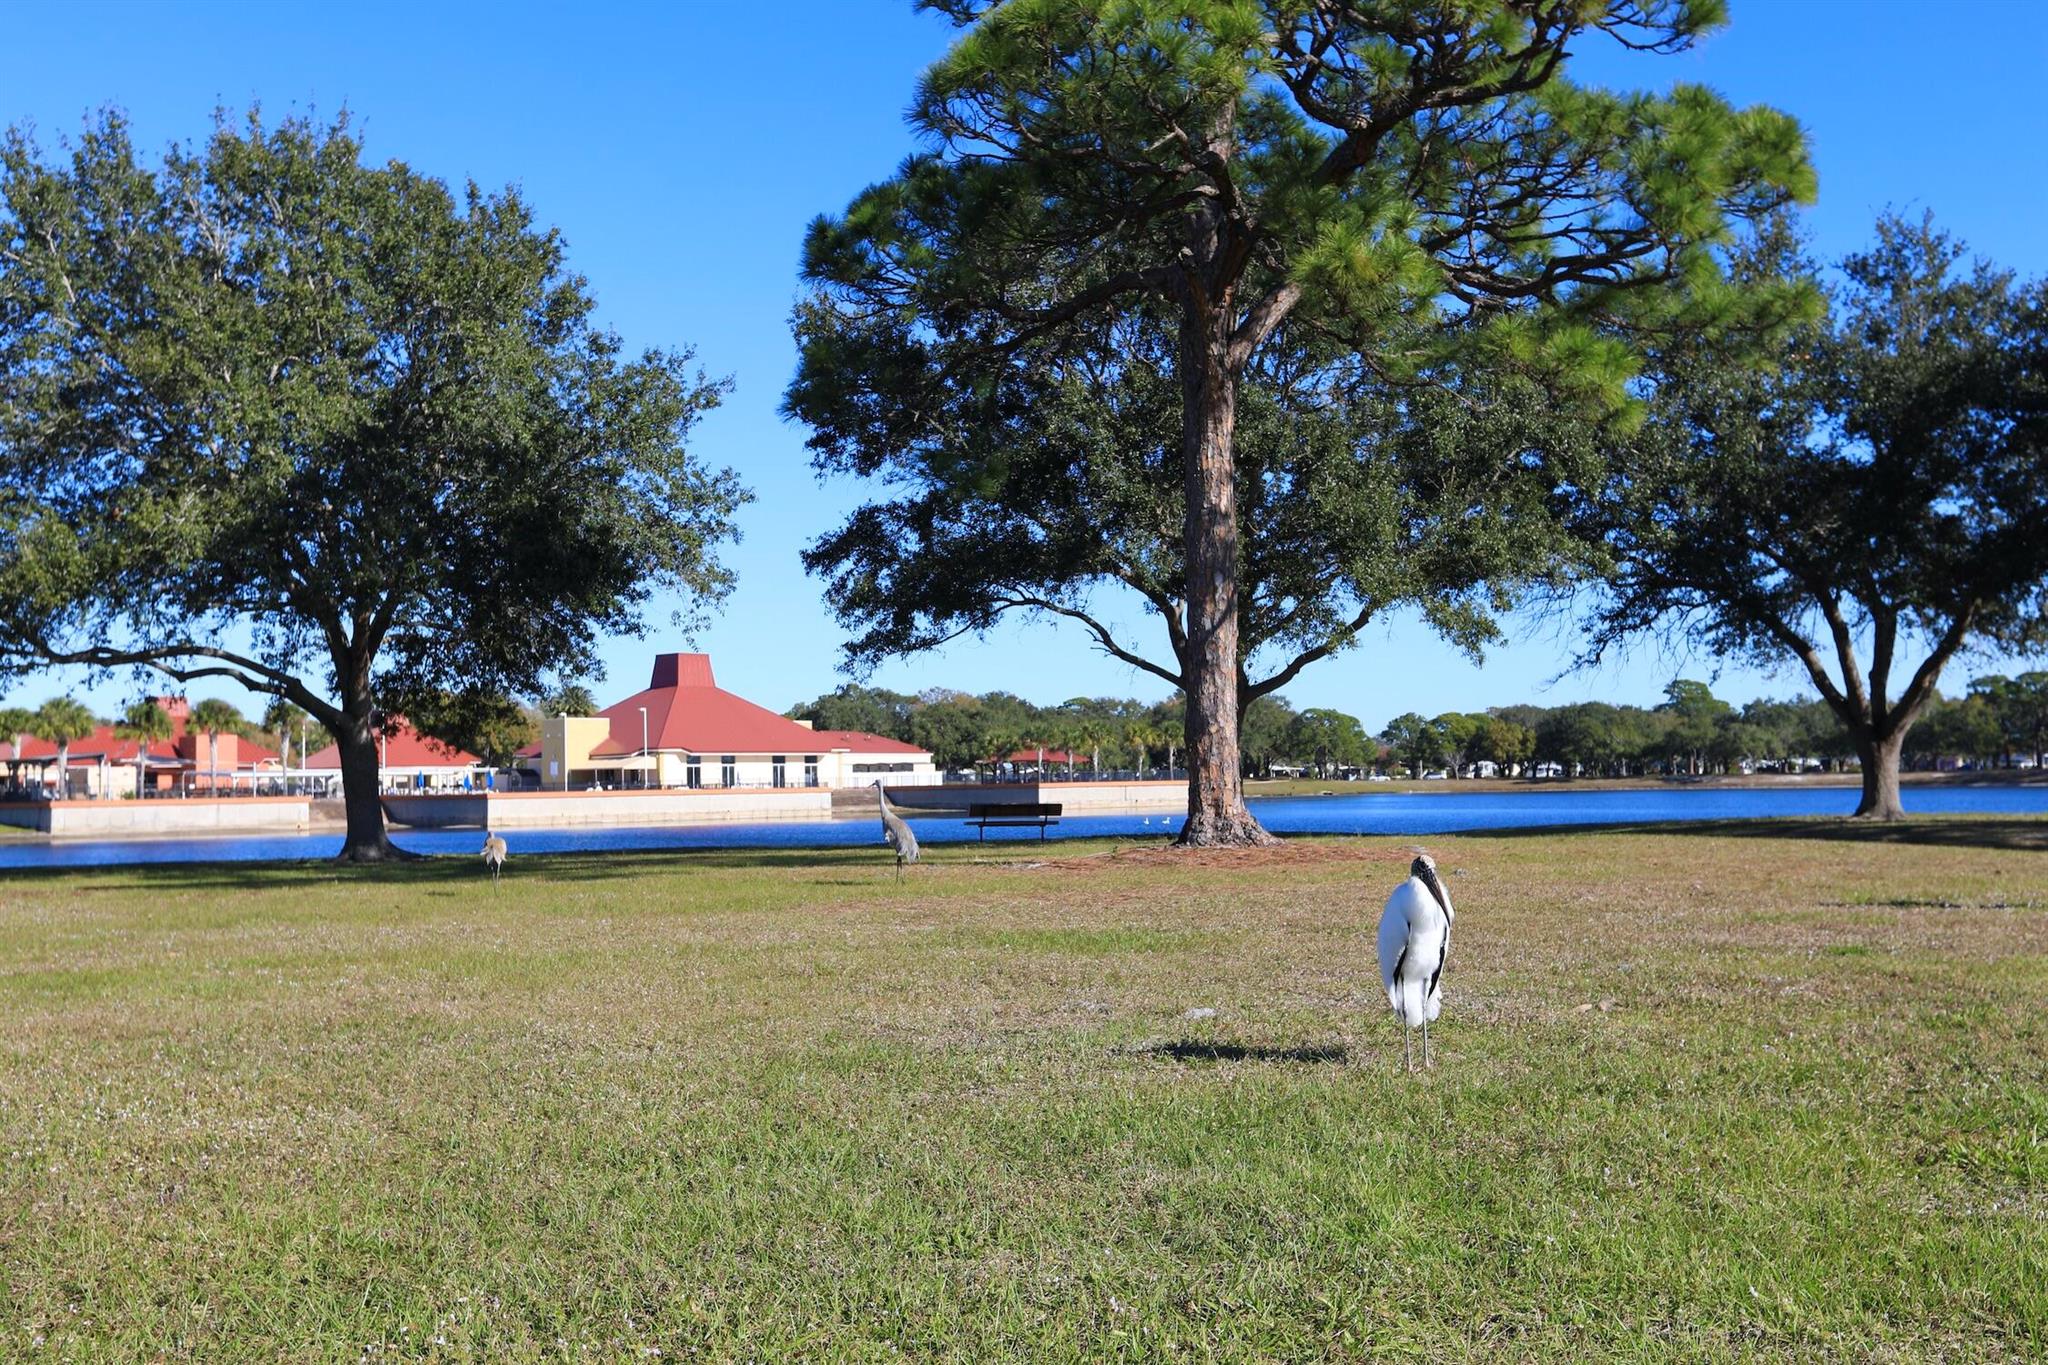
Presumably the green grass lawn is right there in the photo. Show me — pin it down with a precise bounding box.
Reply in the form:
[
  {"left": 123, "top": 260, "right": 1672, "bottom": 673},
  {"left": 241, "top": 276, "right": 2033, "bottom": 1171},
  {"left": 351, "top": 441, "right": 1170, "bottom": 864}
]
[{"left": 2, "top": 822, "right": 2044, "bottom": 1361}]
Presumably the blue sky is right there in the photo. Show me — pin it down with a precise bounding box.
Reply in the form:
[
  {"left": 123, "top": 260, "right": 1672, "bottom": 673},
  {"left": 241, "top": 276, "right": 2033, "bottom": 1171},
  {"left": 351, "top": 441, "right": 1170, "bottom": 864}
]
[{"left": 5, "top": 2, "right": 2045, "bottom": 727}]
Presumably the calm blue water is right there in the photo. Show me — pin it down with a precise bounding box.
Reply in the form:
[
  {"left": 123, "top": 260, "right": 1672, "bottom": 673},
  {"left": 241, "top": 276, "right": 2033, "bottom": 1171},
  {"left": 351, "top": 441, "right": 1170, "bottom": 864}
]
[{"left": 1, "top": 785, "right": 2042, "bottom": 869}]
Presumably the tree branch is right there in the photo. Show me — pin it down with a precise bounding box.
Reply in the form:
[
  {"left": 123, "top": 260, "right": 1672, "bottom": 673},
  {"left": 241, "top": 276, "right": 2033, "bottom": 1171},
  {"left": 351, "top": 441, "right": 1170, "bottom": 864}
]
[
  {"left": 1243, "top": 600, "right": 1379, "bottom": 704},
  {"left": 993, "top": 595, "right": 1184, "bottom": 691},
  {"left": 24, "top": 640, "right": 342, "bottom": 729}
]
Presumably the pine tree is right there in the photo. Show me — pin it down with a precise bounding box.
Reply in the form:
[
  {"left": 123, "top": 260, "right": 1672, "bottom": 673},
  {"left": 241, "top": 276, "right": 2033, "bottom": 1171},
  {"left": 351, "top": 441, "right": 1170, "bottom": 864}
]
[{"left": 789, "top": 1, "right": 1813, "bottom": 844}]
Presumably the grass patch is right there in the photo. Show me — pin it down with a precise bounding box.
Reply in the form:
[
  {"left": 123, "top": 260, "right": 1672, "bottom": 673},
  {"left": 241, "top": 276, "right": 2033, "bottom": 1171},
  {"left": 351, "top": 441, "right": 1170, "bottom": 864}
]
[{"left": 1, "top": 824, "right": 2044, "bottom": 1360}]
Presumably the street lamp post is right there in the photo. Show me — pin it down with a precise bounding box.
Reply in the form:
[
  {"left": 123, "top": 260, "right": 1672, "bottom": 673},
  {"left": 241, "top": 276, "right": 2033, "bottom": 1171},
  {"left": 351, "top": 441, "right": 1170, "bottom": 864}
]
[{"left": 639, "top": 706, "right": 649, "bottom": 790}]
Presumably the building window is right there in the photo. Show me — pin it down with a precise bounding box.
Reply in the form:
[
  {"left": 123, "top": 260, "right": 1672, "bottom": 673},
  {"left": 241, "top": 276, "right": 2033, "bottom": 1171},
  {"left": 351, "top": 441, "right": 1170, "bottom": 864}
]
[
  {"left": 851, "top": 761, "right": 913, "bottom": 774},
  {"left": 686, "top": 756, "right": 701, "bottom": 789},
  {"left": 772, "top": 755, "right": 787, "bottom": 788},
  {"left": 721, "top": 755, "right": 737, "bottom": 787},
  {"left": 804, "top": 755, "right": 819, "bottom": 788}
]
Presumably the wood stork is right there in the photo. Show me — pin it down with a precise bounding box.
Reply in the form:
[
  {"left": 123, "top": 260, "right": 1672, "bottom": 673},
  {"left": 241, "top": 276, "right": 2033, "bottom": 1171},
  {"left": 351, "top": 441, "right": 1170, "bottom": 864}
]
[
  {"left": 1376, "top": 852, "right": 1454, "bottom": 1070},
  {"left": 875, "top": 782, "right": 920, "bottom": 880},
  {"left": 480, "top": 833, "right": 508, "bottom": 884}
]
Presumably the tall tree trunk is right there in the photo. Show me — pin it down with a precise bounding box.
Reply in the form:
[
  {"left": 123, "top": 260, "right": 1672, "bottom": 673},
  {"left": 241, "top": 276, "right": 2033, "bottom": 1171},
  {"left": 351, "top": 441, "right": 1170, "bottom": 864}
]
[
  {"left": 334, "top": 695, "right": 403, "bottom": 862},
  {"left": 56, "top": 742, "right": 69, "bottom": 799},
  {"left": 1176, "top": 310, "right": 1272, "bottom": 847},
  {"left": 1852, "top": 727, "right": 1907, "bottom": 820}
]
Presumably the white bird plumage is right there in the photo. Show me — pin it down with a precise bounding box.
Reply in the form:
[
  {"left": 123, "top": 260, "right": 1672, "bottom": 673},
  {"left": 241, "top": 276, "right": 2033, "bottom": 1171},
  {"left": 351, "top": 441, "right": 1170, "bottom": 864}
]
[
  {"left": 1376, "top": 852, "right": 1454, "bottom": 1070},
  {"left": 875, "top": 782, "right": 919, "bottom": 880},
  {"left": 480, "top": 833, "right": 507, "bottom": 884}
]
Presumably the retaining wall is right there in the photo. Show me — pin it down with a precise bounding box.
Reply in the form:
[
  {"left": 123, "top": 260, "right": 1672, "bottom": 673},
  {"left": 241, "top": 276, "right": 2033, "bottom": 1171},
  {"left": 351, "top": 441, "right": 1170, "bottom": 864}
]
[
  {"left": 382, "top": 788, "right": 834, "bottom": 829},
  {"left": 0, "top": 797, "right": 313, "bottom": 836}
]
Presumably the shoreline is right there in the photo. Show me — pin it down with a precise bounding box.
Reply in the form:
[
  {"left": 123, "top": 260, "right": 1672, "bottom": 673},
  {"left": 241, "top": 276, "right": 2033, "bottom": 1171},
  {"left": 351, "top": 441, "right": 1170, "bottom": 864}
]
[
  {"left": 1244, "top": 769, "right": 2046, "bottom": 798},
  {"left": 0, "top": 773, "right": 2039, "bottom": 847}
]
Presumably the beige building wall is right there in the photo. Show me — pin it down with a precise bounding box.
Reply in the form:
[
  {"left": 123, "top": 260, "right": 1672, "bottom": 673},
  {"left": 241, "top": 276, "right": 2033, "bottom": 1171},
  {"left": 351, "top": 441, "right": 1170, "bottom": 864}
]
[{"left": 538, "top": 715, "right": 618, "bottom": 789}]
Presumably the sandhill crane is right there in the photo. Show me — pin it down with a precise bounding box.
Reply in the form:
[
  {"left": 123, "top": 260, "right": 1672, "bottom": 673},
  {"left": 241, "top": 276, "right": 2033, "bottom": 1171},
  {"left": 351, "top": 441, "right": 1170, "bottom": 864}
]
[
  {"left": 875, "top": 782, "right": 919, "bottom": 880},
  {"left": 481, "top": 833, "right": 508, "bottom": 883},
  {"left": 1376, "top": 852, "right": 1454, "bottom": 1070}
]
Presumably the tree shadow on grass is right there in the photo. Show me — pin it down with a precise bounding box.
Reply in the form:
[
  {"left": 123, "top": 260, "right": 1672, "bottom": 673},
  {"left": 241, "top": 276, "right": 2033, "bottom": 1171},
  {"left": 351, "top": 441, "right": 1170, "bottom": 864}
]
[
  {"left": 1463, "top": 816, "right": 2048, "bottom": 853},
  {"left": 1136, "top": 1038, "right": 1349, "bottom": 1065},
  {"left": 6, "top": 844, "right": 916, "bottom": 893}
]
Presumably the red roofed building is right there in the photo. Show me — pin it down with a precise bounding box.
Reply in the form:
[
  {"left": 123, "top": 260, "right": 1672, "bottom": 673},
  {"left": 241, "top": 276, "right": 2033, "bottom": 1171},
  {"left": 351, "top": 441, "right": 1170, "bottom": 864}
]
[
  {"left": 537, "top": 652, "right": 936, "bottom": 790},
  {"left": 1005, "top": 747, "right": 1082, "bottom": 769},
  {"left": 3, "top": 695, "right": 281, "bottom": 799},
  {"left": 303, "top": 720, "right": 482, "bottom": 792}
]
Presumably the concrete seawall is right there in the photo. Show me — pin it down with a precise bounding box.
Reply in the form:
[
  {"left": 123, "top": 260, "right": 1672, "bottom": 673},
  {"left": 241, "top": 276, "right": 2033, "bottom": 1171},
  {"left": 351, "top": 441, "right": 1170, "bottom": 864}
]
[
  {"left": 1, "top": 781, "right": 1183, "bottom": 838},
  {"left": 383, "top": 788, "right": 834, "bottom": 829},
  {"left": 0, "top": 797, "right": 312, "bottom": 836}
]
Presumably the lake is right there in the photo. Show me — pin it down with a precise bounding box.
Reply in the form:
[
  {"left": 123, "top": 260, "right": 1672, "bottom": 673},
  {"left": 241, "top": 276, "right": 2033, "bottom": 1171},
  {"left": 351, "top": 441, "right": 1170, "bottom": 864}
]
[{"left": 1, "top": 783, "right": 2043, "bottom": 869}]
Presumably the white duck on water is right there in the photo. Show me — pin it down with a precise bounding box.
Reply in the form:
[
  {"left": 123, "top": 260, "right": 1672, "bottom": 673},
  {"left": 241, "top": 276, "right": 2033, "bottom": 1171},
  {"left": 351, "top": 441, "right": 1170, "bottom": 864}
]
[{"left": 1376, "top": 852, "right": 1454, "bottom": 1070}]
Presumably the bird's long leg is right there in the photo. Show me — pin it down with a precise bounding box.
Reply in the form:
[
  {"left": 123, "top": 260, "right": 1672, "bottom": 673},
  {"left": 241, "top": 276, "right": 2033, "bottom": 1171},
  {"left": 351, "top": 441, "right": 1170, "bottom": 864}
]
[
  {"left": 1403, "top": 1023, "right": 1412, "bottom": 1073},
  {"left": 1422, "top": 1016, "right": 1431, "bottom": 1069}
]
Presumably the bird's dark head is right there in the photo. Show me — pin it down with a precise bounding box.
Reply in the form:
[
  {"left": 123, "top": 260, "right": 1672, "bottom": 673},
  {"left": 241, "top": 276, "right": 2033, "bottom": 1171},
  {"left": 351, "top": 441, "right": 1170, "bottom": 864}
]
[{"left": 1410, "top": 852, "right": 1451, "bottom": 917}]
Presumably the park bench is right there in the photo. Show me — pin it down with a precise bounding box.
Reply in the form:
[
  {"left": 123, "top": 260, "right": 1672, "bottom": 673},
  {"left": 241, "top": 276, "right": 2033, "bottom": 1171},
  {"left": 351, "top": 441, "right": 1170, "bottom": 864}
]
[{"left": 965, "top": 802, "right": 1063, "bottom": 840}]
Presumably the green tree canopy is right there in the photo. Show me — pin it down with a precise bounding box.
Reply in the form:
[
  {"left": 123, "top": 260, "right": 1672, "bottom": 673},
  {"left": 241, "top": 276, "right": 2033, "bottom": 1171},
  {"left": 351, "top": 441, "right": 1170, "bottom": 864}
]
[
  {"left": 1657, "top": 679, "right": 1732, "bottom": 775},
  {"left": 787, "top": 685, "right": 918, "bottom": 741},
  {"left": 1380, "top": 712, "right": 1445, "bottom": 779},
  {"left": 1432, "top": 713, "right": 1485, "bottom": 778},
  {"left": 1589, "top": 215, "right": 2048, "bottom": 817},
  {"left": 1287, "top": 707, "right": 1368, "bottom": 778},
  {"left": 788, "top": 0, "right": 1812, "bottom": 843},
  {"left": 408, "top": 691, "right": 537, "bottom": 769},
  {"left": 1470, "top": 714, "right": 1537, "bottom": 775},
  {"left": 908, "top": 695, "right": 993, "bottom": 772},
  {"left": 538, "top": 686, "right": 601, "bottom": 720},
  {"left": 1969, "top": 673, "right": 2048, "bottom": 767},
  {"left": 1239, "top": 695, "right": 1297, "bottom": 779},
  {"left": 0, "top": 111, "right": 746, "bottom": 858}
]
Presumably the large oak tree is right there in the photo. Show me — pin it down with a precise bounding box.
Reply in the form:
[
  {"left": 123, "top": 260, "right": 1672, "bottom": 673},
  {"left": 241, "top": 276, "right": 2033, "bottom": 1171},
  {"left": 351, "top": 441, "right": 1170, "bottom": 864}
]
[
  {"left": 0, "top": 112, "right": 747, "bottom": 858},
  {"left": 1589, "top": 216, "right": 2048, "bottom": 817},
  {"left": 787, "top": 0, "right": 1812, "bottom": 844}
]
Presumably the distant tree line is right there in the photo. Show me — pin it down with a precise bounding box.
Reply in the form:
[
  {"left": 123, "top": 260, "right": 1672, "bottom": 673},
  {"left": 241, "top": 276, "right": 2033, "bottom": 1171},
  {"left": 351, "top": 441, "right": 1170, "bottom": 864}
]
[{"left": 786, "top": 672, "right": 2048, "bottom": 782}]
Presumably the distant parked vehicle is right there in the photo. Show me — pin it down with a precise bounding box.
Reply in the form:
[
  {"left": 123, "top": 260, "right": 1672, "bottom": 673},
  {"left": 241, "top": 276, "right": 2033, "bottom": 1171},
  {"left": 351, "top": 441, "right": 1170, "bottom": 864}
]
[{"left": 1367, "top": 773, "right": 1392, "bottom": 783}]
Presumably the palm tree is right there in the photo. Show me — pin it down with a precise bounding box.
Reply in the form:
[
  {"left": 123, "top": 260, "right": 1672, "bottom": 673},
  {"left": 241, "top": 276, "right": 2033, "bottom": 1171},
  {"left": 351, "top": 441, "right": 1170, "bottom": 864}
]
[
  {"left": 32, "top": 698, "right": 97, "bottom": 800},
  {"left": 261, "top": 698, "right": 313, "bottom": 788},
  {"left": 1075, "top": 718, "right": 1108, "bottom": 777},
  {"left": 980, "top": 726, "right": 1021, "bottom": 783},
  {"left": 116, "top": 700, "right": 174, "bottom": 799},
  {"left": 0, "top": 705, "right": 32, "bottom": 790},
  {"left": 1125, "top": 721, "right": 1161, "bottom": 778},
  {"left": 1047, "top": 718, "right": 1080, "bottom": 778},
  {"left": 189, "top": 698, "right": 245, "bottom": 796}
]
